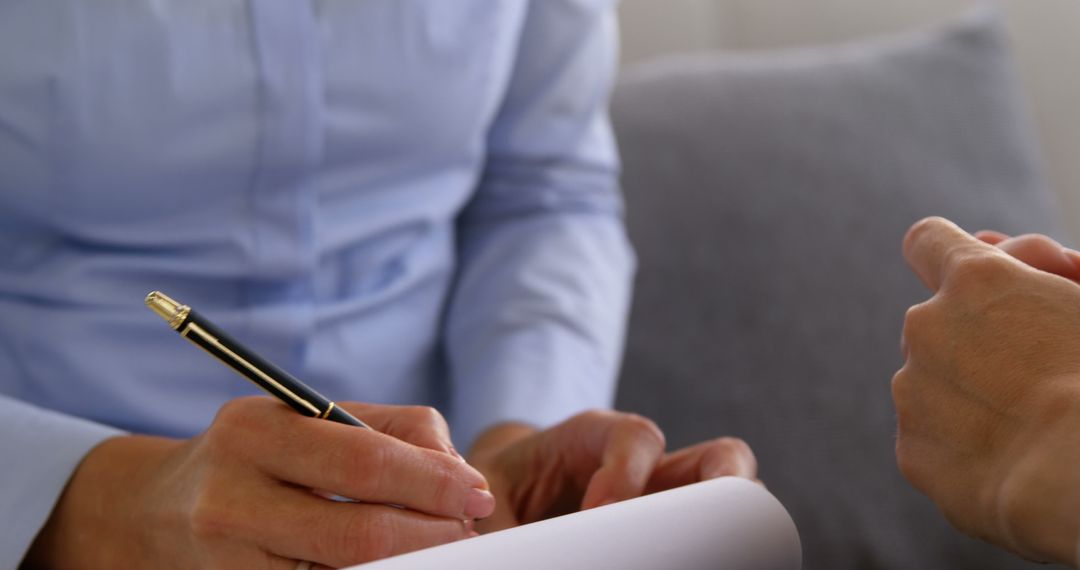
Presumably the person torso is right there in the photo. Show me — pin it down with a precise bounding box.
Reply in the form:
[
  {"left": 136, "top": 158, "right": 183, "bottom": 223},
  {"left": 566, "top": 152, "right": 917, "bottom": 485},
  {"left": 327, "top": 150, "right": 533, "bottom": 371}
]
[{"left": 0, "top": 0, "right": 528, "bottom": 436}]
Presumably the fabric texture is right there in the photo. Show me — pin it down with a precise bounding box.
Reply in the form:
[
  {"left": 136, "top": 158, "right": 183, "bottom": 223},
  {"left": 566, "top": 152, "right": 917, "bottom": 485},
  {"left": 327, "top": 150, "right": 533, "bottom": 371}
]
[
  {"left": 0, "top": 1, "right": 630, "bottom": 565},
  {"left": 613, "top": 7, "right": 1060, "bottom": 570}
]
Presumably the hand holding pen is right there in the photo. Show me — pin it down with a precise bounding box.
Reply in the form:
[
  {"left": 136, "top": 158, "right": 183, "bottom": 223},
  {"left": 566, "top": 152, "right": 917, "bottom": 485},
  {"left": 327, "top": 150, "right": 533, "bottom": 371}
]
[{"left": 27, "top": 294, "right": 493, "bottom": 570}]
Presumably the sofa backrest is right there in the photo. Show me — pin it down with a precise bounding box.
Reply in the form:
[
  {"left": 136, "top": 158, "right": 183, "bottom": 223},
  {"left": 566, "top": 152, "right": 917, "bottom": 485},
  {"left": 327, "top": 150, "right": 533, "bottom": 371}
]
[
  {"left": 612, "top": 9, "right": 1060, "bottom": 569},
  {"left": 619, "top": 0, "right": 1080, "bottom": 243}
]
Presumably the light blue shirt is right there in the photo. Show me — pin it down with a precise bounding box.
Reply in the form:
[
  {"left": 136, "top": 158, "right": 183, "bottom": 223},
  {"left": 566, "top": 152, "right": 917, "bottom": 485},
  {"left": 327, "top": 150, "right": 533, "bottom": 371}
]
[{"left": 0, "top": 1, "right": 633, "bottom": 564}]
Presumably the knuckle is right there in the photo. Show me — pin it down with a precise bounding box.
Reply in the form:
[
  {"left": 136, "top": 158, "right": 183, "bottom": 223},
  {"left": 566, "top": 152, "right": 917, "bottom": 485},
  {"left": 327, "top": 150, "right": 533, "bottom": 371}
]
[
  {"left": 210, "top": 397, "right": 266, "bottom": 438},
  {"left": 618, "top": 413, "right": 666, "bottom": 449},
  {"left": 893, "top": 440, "right": 939, "bottom": 511},
  {"left": 343, "top": 510, "right": 396, "bottom": 563},
  {"left": 214, "top": 397, "right": 257, "bottom": 427},
  {"left": 894, "top": 438, "right": 917, "bottom": 482},
  {"left": 199, "top": 426, "right": 235, "bottom": 462},
  {"left": 891, "top": 393, "right": 922, "bottom": 483},
  {"left": 903, "top": 302, "right": 933, "bottom": 331},
  {"left": 198, "top": 424, "right": 229, "bottom": 457},
  {"left": 893, "top": 435, "right": 928, "bottom": 493},
  {"left": 188, "top": 495, "right": 236, "bottom": 542},
  {"left": 891, "top": 372, "right": 924, "bottom": 451},
  {"left": 324, "top": 434, "right": 388, "bottom": 495},
  {"left": 901, "top": 301, "right": 940, "bottom": 359},
  {"left": 717, "top": 436, "right": 753, "bottom": 458},
  {"left": 427, "top": 460, "right": 460, "bottom": 515},
  {"left": 891, "top": 368, "right": 911, "bottom": 411},
  {"left": 349, "top": 436, "right": 390, "bottom": 488},
  {"left": 204, "top": 398, "right": 271, "bottom": 458},
  {"left": 409, "top": 406, "right": 449, "bottom": 431},
  {"left": 945, "top": 251, "right": 1012, "bottom": 291}
]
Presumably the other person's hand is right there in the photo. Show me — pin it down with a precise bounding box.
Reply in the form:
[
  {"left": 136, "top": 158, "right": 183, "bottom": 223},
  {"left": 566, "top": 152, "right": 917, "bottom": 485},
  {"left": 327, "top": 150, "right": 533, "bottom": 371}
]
[
  {"left": 467, "top": 410, "right": 757, "bottom": 532},
  {"left": 975, "top": 230, "right": 1080, "bottom": 282},
  {"left": 896, "top": 216, "right": 1080, "bottom": 565},
  {"left": 27, "top": 397, "right": 494, "bottom": 569}
]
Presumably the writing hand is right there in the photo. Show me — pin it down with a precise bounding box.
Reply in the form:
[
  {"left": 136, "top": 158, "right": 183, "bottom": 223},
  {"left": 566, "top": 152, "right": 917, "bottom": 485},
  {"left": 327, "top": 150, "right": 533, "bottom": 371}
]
[
  {"left": 896, "top": 217, "right": 1080, "bottom": 565},
  {"left": 467, "top": 410, "right": 756, "bottom": 532},
  {"left": 28, "top": 397, "right": 494, "bottom": 569}
]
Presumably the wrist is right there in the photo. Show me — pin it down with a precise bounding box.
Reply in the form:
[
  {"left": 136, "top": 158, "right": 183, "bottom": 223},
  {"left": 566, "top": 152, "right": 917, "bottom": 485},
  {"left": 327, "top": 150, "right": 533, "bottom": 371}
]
[
  {"left": 994, "top": 383, "right": 1080, "bottom": 566},
  {"left": 26, "top": 434, "right": 181, "bottom": 569}
]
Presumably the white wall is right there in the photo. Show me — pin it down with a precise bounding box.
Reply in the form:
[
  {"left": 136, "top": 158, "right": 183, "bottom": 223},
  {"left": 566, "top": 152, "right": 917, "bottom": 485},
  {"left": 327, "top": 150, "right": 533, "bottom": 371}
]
[{"left": 619, "top": 0, "right": 1080, "bottom": 242}]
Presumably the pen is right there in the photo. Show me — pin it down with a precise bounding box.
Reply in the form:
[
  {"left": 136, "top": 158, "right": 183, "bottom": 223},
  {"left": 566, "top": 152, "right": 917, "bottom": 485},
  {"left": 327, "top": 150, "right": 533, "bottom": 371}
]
[{"left": 145, "top": 290, "right": 369, "bottom": 428}]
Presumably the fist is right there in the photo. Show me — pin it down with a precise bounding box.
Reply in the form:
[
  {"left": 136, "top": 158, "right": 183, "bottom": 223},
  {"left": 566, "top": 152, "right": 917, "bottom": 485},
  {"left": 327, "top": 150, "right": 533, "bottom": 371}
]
[{"left": 895, "top": 217, "right": 1080, "bottom": 565}]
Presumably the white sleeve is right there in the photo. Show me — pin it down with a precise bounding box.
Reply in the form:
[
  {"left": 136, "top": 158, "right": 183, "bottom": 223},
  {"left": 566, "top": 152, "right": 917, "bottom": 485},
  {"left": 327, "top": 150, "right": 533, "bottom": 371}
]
[{"left": 0, "top": 395, "right": 124, "bottom": 568}]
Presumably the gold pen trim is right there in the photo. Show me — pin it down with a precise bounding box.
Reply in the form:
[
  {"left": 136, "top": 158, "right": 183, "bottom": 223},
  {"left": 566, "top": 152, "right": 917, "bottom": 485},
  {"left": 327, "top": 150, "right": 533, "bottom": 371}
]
[
  {"left": 182, "top": 322, "right": 321, "bottom": 416},
  {"left": 320, "top": 402, "right": 336, "bottom": 420},
  {"left": 145, "top": 291, "right": 191, "bottom": 330}
]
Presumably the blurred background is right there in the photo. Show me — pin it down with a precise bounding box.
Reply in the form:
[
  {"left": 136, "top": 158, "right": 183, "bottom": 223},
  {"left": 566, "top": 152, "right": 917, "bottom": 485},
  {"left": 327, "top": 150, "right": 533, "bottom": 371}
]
[
  {"left": 618, "top": 0, "right": 1080, "bottom": 242},
  {"left": 610, "top": 1, "right": 1079, "bottom": 568}
]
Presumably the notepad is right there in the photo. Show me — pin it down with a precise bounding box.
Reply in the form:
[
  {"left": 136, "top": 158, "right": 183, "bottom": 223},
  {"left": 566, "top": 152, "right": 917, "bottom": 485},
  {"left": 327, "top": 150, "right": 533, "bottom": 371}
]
[{"left": 351, "top": 477, "right": 801, "bottom": 570}]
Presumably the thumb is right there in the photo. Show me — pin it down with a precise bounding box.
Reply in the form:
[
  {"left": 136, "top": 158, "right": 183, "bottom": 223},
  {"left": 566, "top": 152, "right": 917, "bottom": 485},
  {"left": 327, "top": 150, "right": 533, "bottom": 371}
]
[{"left": 903, "top": 217, "right": 996, "bottom": 292}]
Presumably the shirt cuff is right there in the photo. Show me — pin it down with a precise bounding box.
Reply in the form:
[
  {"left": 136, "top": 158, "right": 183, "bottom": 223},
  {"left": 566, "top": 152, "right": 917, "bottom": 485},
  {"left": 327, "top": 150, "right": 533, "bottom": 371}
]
[
  {"left": 448, "top": 324, "right": 619, "bottom": 451},
  {"left": 0, "top": 397, "right": 124, "bottom": 568}
]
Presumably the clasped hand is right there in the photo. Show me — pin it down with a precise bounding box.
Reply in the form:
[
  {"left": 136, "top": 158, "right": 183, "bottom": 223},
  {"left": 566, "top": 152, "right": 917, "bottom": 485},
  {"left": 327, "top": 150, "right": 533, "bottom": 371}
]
[{"left": 896, "top": 218, "right": 1080, "bottom": 565}]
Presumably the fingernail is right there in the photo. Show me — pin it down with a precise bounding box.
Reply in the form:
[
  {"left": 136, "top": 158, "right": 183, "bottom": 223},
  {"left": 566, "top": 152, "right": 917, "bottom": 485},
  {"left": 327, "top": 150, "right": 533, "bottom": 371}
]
[
  {"left": 464, "top": 488, "right": 496, "bottom": 519},
  {"left": 464, "top": 518, "right": 476, "bottom": 533},
  {"left": 468, "top": 531, "right": 481, "bottom": 539}
]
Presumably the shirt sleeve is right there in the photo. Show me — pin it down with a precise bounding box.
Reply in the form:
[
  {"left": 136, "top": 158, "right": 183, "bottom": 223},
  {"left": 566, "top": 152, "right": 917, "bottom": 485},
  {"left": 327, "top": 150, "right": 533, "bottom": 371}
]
[
  {"left": 0, "top": 395, "right": 124, "bottom": 568},
  {"left": 443, "top": 0, "right": 635, "bottom": 449}
]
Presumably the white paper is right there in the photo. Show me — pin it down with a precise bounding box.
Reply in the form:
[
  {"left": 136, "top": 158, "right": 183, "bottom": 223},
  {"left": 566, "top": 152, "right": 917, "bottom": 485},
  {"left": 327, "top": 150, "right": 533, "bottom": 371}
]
[{"left": 352, "top": 477, "right": 801, "bottom": 570}]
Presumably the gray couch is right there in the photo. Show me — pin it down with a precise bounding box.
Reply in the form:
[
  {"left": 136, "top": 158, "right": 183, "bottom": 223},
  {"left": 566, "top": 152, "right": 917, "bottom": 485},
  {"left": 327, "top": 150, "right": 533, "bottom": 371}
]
[{"left": 612, "top": 8, "right": 1065, "bottom": 570}]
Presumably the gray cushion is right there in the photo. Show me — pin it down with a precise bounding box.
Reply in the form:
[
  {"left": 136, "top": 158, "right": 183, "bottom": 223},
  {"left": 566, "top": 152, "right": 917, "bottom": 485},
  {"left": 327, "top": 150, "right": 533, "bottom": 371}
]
[{"left": 612, "top": 7, "right": 1063, "bottom": 570}]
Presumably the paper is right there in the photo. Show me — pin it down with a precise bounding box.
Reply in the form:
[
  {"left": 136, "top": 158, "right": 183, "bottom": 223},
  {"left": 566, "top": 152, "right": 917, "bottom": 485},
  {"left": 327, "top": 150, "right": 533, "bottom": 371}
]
[{"left": 353, "top": 477, "right": 801, "bottom": 570}]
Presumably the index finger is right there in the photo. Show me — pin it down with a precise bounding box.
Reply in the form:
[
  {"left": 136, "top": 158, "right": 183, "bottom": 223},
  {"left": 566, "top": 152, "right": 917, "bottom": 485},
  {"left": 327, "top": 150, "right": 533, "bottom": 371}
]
[
  {"left": 233, "top": 406, "right": 494, "bottom": 519},
  {"left": 644, "top": 438, "right": 758, "bottom": 495},
  {"left": 903, "top": 217, "right": 993, "bottom": 292},
  {"left": 577, "top": 412, "right": 667, "bottom": 510}
]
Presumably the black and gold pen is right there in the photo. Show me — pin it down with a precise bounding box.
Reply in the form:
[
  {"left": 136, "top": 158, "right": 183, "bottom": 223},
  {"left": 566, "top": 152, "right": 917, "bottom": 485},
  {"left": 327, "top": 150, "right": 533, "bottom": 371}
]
[{"left": 145, "top": 291, "right": 369, "bottom": 428}]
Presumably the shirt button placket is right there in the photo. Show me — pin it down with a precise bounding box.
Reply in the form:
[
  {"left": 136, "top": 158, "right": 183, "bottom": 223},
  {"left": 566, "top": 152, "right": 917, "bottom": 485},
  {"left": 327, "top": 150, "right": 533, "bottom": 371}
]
[{"left": 244, "top": 0, "right": 323, "bottom": 384}]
